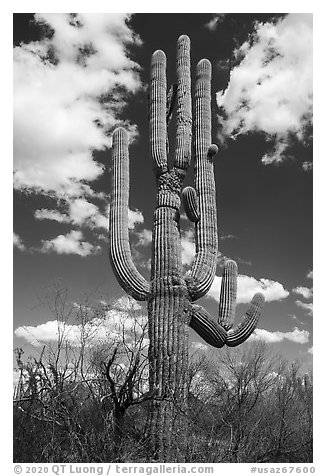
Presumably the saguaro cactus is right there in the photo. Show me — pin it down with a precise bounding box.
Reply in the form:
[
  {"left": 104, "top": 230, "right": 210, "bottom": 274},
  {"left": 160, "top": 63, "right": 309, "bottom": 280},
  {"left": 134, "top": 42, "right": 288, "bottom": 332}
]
[{"left": 108, "top": 35, "right": 265, "bottom": 462}]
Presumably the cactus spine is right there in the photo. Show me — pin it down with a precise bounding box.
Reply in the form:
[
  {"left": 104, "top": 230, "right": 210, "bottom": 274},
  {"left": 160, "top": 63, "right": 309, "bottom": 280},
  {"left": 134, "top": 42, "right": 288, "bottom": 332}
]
[{"left": 108, "top": 35, "right": 265, "bottom": 462}]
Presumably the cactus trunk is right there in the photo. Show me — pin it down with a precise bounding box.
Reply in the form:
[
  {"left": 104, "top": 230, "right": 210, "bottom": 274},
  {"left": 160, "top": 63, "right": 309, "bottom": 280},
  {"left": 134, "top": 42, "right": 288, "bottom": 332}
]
[
  {"left": 147, "top": 191, "right": 189, "bottom": 460},
  {"left": 108, "top": 35, "right": 265, "bottom": 462}
]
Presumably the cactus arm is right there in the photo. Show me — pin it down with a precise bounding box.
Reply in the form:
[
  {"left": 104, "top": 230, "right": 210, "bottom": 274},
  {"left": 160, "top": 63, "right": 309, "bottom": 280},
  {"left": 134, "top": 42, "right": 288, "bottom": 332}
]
[
  {"left": 109, "top": 127, "right": 150, "bottom": 301},
  {"left": 173, "top": 35, "right": 192, "bottom": 174},
  {"left": 218, "top": 260, "right": 238, "bottom": 331},
  {"left": 189, "top": 260, "right": 264, "bottom": 348},
  {"left": 185, "top": 59, "right": 219, "bottom": 301},
  {"left": 182, "top": 186, "right": 200, "bottom": 223},
  {"left": 189, "top": 304, "right": 226, "bottom": 348},
  {"left": 150, "top": 50, "right": 168, "bottom": 176},
  {"left": 189, "top": 292, "right": 264, "bottom": 349},
  {"left": 225, "top": 293, "right": 265, "bottom": 347}
]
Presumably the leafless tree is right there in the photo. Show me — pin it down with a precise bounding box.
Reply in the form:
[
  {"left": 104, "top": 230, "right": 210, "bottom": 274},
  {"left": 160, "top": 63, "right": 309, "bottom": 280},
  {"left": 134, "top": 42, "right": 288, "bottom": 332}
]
[{"left": 13, "top": 287, "right": 154, "bottom": 462}]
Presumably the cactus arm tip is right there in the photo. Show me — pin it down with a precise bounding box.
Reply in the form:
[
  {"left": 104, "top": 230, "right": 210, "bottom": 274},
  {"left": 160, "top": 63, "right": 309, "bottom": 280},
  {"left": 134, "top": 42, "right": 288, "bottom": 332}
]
[
  {"left": 208, "top": 144, "right": 218, "bottom": 157},
  {"left": 178, "top": 34, "right": 190, "bottom": 45},
  {"left": 152, "top": 49, "right": 166, "bottom": 61},
  {"left": 197, "top": 58, "right": 212, "bottom": 72},
  {"left": 225, "top": 292, "right": 265, "bottom": 347},
  {"left": 113, "top": 126, "right": 127, "bottom": 135},
  {"left": 150, "top": 47, "right": 168, "bottom": 177},
  {"left": 178, "top": 34, "right": 190, "bottom": 41},
  {"left": 174, "top": 31, "right": 192, "bottom": 173},
  {"left": 182, "top": 186, "right": 200, "bottom": 223}
]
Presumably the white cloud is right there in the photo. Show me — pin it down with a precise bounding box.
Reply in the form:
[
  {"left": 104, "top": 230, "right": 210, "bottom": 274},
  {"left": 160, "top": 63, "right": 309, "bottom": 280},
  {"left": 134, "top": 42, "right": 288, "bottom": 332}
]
[
  {"left": 135, "top": 228, "right": 152, "bottom": 247},
  {"left": 35, "top": 199, "right": 143, "bottom": 233},
  {"left": 295, "top": 300, "right": 313, "bottom": 316},
  {"left": 35, "top": 209, "right": 70, "bottom": 223},
  {"left": 302, "top": 161, "right": 313, "bottom": 172},
  {"left": 128, "top": 209, "right": 144, "bottom": 230},
  {"left": 205, "top": 14, "right": 227, "bottom": 31},
  {"left": 293, "top": 286, "right": 313, "bottom": 299},
  {"left": 15, "top": 320, "right": 82, "bottom": 347},
  {"left": 14, "top": 13, "right": 142, "bottom": 198},
  {"left": 112, "top": 295, "right": 142, "bottom": 312},
  {"left": 216, "top": 14, "right": 312, "bottom": 166},
  {"left": 68, "top": 198, "right": 107, "bottom": 229},
  {"left": 181, "top": 229, "right": 196, "bottom": 266},
  {"left": 307, "top": 270, "right": 313, "bottom": 280},
  {"left": 292, "top": 272, "right": 313, "bottom": 315},
  {"left": 40, "top": 230, "right": 100, "bottom": 257},
  {"left": 97, "top": 234, "right": 107, "bottom": 242},
  {"left": 13, "top": 232, "right": 26, "bottom": 251},
  {"left": 207, "top": 274, "right": 289, "bottom": 304},
  {"left": 249, "top": 326, "right": 309, "bottom": 344},
  {"left": 14, "top": 295, "right": 147, "bottom": 347}
]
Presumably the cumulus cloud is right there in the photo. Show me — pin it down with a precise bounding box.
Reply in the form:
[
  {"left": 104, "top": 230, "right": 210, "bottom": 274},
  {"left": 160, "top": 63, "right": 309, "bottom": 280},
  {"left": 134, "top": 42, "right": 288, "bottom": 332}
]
[
  {"left": 249, "top": 326, "right": 309, "bottom": 344},
  {"left": 14, "top": 13, "right": 142, "bottom": 198},
  {"left": 207, "top": 274, "right": 289, "bottom": 304},
  {"left": 111, "top": 295, "right": 142, "bottom": 312},
  {"left": 205, "top": 14, "right": 227, "bottom": 31},
  {"left": 127, "top": 209, "right": 144, "bottom": 230},
  {"left": 14, "top": 295, "right": 147, "bottom": 347},
  {"left": 40, "top": 230, "right": 100, "bottom": 257},
  {"left": 68, "top": 199, "right": 107, "bottom": 228},
  {"left": 295, "top": 300, "right": 313, "bottom": 316},
  {"left": 216, "top": 14, "right": 312, "bottom": 167},
  {"left": 292, "top": 270, "right": 313, "bottom": 315},
  {"left": 15, "top": 320, "right": 82, "bottom": 347},
  {"left": 302, "top": 161, "right": 313, "bottom": 172},
  {"left": 293, "top": 286, "right": 313, "bottom": 299},
  {"left": 13, "top": 232, "right": 26, "bottom": 251},
  {"left": 35, "top": 198, "right": 144, "bottom": 233},
  {"left": 135, "top": 228, "right": 152, "bottom": 247},
  {"left": 35, "top": 209, "right": 70, "bottom": 223},
  {"left": 181, "top": 229, "right": 196, "bottom": 266}
]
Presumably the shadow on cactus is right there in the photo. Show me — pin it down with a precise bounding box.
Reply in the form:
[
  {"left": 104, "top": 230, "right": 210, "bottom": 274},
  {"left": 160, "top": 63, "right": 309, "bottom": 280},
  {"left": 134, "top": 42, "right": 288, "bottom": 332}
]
[{"left": 108, "top": 34, "right": 265, "bottom": 461}]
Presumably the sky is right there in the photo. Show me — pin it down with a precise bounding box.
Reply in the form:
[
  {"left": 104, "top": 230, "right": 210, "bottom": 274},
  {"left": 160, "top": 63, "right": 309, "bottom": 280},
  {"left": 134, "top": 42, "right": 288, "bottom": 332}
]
[{"left": 13, "top": 12, "right": 313, "bottom": 372}]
